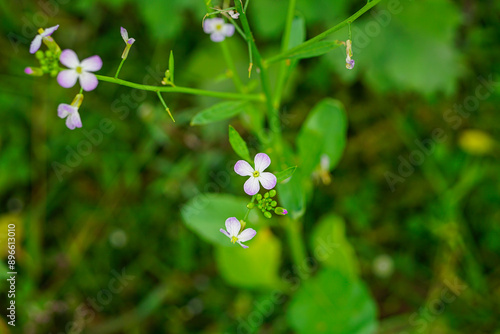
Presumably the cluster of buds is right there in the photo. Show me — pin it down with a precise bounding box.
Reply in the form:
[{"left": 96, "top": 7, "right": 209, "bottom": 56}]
[{"left": 247, "top": 190, "right": 287, "bottom": 219}]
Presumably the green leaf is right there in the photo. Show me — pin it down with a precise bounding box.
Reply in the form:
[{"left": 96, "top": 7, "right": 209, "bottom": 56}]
[
  {"left": 275, "top": 166, "right": 297, "bottom": 183},
  {"left": 228, "top": 125, "right": 251, "bottom": 162},
  {"left": 191, "top": 101, "right": 248, "bottom": 126},
  {"left": 169, "top": 50, "right": 174, "bottom": 84},
  {"left": 271, "top": 40, "right": 342, "bottom": 63},
  {"left": 215, "top": 228, "right": 281, "bottom": 289},
  {"left": 288, "top": 15, "right": 306, "bottom": 49},
  {"left": 277, "top": 170, "right": 306, "bottom": 220},
  {"left": 297, "top": 98, "right": 347, "bottom": 177},
  {"left": 310, "top": 214, "right": 359, "bottom": 279},
  {"left": 181, "top": 194, "right": 262, "bottom": 247},
  {"left": 287, "top": 268, "right": 378, "bottom": 334}
]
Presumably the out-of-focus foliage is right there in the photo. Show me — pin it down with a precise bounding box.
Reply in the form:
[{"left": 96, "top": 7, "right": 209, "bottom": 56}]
[{"left": 0, "top": 0, "right": 499, "bottom": 333}]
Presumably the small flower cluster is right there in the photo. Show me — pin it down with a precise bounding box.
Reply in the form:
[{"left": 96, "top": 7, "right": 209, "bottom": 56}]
[
  {"left": 345, "top": 39, "right": 355, "bottom": 70},
  {"left": 220, "top": 153, "right": 287, "bottom": 249}
]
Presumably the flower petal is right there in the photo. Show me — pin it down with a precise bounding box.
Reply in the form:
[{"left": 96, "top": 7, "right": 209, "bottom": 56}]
[
  {"left": 42, "top": 24, "right": 59, "bottom": 37},
  {"left": 244, "top": 177, "right": 260, "bottom": 196},
  {"left": 203, "top": 18, "right": 217, "bottom": 34},
  {"left": 127, "top": 38, "right": 135, "bottom": 45},
  {"left": 30, "top": 35, "right": 42, "bottom": 54},
  {"left": 57, "top": 103, "right": 75, "bottom": 118},
  {"left": 225, "top": 217, "right": 241, "bottom": 237},
  {"left": 59, "top": 49, "right": 80, "bottom": 69},
  {"left": 222, "top": 24, "right": 235, "bottom": 37},
  {"left": 238, "top": 228, "right": 256, "bottom": 242},
  {"left": 120, "top": 27, "right": 129, "bottom": 42},
  {"left": 258, "top": 172, "right": 277, "bottom": 190},
  {"left": 234, "top": 160, "right": 254, "bottom": 176},
  {"left": 220, "top": 228, "right": 230, "bottom": 238},
  {"left": 254, "top": 153, "right": 271, "bottom": 172},
  {"left": 80, "top": 55, "right": 102, "bottom": 72},
  {"left": 79, "top": 72, "right": 99, "bottom": 91},
  {"left": 210, "top": 32, "right": 225, "bottom": 42},
  {"left": 238, "top": 242, "right": 249, "bottom": 249},
  {"left": 66, "top": 111, "right": 82, "bottom": 130},
  {"left": 57, "top": 69, "right": 78, "bottom": 88}
]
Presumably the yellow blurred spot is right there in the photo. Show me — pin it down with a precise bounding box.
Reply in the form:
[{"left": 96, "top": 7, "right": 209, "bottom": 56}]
[
  {"left": 0, "top": 214, "right": 23, "bottom": 259},
  {"left": 458, "top": 129, "right": 495, "bottom": 155}
]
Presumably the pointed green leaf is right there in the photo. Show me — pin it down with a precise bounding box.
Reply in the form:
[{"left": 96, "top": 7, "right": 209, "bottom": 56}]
[
  {"left": 169, "top": 50, "right": 174, "bottom": 84},
  {"left": 275, "top": 166, "right": 297, "bottom": 183},
  {"left": 191, "top": 101, "right": 248, "bottom": 126},
  {"left": 228, "top": 125, "right": 251, "bottom": 162}
]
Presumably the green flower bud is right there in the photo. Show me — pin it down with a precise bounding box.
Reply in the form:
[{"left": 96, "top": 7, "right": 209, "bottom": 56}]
[
  {"left": 271, "top": 201, "right": 277, "bottom": 207},
  {"left": 256, "top": 194, "right": 262, "bottom": 200},
  {"left": 247, "top": 202, "right": 255, "bottom": 209},
  {"left": 50, "top": 70, "right": 58, "bottom": 77},
  {"left": 45, "top": 50, "right": 53, "bottom": 58},
  {"left": 264, "top": 192, "right": 269, "bottom": 198},
  {"left": 274, "top": 207, "right": 288, "bottom": 215},
  {"left": 257, "top": 204, "right": 262, "bottom": 209},
  {"left": 41, "top": 65, "right": 49, "bottom": 72},
  {"left": 35, "top": 51, "right": 44, "bottom": 59},
  {"left": 264, "top": 212, "right": 272, "bottom": 219},
  {"left": 269, "top": 190, "right": 276, "bottom": 197}
]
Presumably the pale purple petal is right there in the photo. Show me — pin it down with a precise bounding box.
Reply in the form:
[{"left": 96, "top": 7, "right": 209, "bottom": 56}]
[
  {"left": 79, "top": 72, "right": 98, "bottom": 91},
  {"left": 30, "top": 35, "right": 42, "bottom": 54},
  {"left": 238, "top": 228, "right": 256, "bottom": 242},
  {"left": 220, "top": 228, "right": 230, "bottom": 238},
  {"left": 234, "top": 160, "right": 254, "bottom": 176},
  {"left": 42, "top": 24, "right": 59, "bottom": 37},
  {"left": 225, "top": 217, "right": 241, "bottom": 237},
  {"left": 80, "top": 55, "right": 102, "bottom": 72},
  {"left": 254, "top": 153, "right": 271, "bottom": 172},
  {"left": 66, "top": 111, "right": 82, "bottom": 130},
  {"left": 222, "top": 24, "right": 235, "bottom": 37},
  {"left": 210, "top": 32, "right": 225, "bottom": 42},
  {"left": 120, "top": 27, "right": 128, "bottom": 42},
  {"left": 244, "top": 177, "right": 260, "bottom": 196},
  {"left": 57, "top": 69, "right": 78, "bottom": 88},
  {"left": 258, "top": 172, "right": 277, "bottom": 190},
  {"left": 127, "top": 38, "right": 135, "bottom": 45},
  {"left": 238, "top": 242, "right": 249, "bottom": 249},
  {"left": 59, "top": 49, "right": 80, "bottom": 69},
  {"left": 203, "top": 18, "right": 216, "bottom": 34},
  {"left": 57, "top": 103, "right": 75, "bottom": 118}
]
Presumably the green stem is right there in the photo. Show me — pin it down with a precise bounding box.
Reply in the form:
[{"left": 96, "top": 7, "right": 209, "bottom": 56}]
[
  {"left": 115, "top": 58, "right": 126, "bottom": 79},
  {"left": 235, "top": 0, "right": 281, "bottom": 137},
  {"left": 285, "top": 218, "right": 308, "bottom": 268},
  {"left": 156, "top": 91, "right": 175, "bottom": 122},
  {"left": 266, "top": 0, "right": 381, "bottom": 63},
  {"left": 220, "top": 40, "right": 245, "bottom": 92},
  {"left": 95, "top": 75, "right": 263, "bottom": 101},
  {"left": 243, "top": 195, "right": 256, "bottom": 221}
]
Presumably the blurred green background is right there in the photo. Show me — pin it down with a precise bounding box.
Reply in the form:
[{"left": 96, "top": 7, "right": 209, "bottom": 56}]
[{"left": 1, "top": 0, "right": 499, "bottom": 333}]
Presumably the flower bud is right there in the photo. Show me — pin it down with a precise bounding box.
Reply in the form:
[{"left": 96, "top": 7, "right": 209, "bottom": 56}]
[
  {"left": 256, "top": 194, "right": 262, "bottom": 200},
  {"left": 264, "top": 192, "right": 269, "bottom": 198},
  {"left": 35, "top": 51, "right": 44, "bottom": 60},
  {"left": 274, "top": 207, "right": 288, "bottom": 215},
  {"left": 271, "top": 201, "right": 277, "bottom": 207},
  {"left": 269, "top": 190, "right": 276, "bottom": 197},
  {"left": 24, "top": 67, "right": 43, "bottom": 76},
  {"left": 264, "top": 212, "right": 272, "bottom": 219},
  {"left": 246, "top": 202, "right": 255, "bottom": 209}
]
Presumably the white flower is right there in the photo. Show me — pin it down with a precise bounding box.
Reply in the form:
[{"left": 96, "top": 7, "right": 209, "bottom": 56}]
[
  {"left": 57, "top": 94, "right": 84, "bottom": 130},
  {"left": 203, "top": 18, "right": 235, "bottom": 42},
  {"left": 30, "top": 25, "right": 59, "bottom": 54},
  {"left": 57, "top": 49, "right": 102, "bottom": 91},
  {"left": 220, "top": 217, "right": 256, "bottom": 249},
  {"left": 228, "top": 10, "right": 240, "bottom": 19},
  {"left": 234, "top": 153, "right": 277, "bottom": 196}
]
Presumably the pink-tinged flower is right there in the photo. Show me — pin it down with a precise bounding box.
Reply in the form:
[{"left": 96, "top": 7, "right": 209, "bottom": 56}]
[
  {"left": 346, "top": 56, "right": 355, "bottom": 70},
  {"left": 203, "top": 18, "right": 235, "bottom": 42},
  {"left": 345, "top": 39, "right": 354, "bottom": 70},
  {"left": 120, "top": 27, "right": 135, "bottom": 59},
  {"left": 57, "top": 49, "right": 102, "bottom": 91},
  {"left": 58, "top": 94, "right": 84, "bottom": 130},
  {"left": 24, "top": 67, "right": 43, "bottom": 76},
  {"left": 220, "top": 217, "right": 256, "bottom": 249},
  {"left": 235, "top": 153, "right": 277, "bottom": 196},
  {"left": 228, "top": 10, "right": 240, "bottom": 19},
  {"left": 30, "top": 25, "right": 59, "bottom": 54}
]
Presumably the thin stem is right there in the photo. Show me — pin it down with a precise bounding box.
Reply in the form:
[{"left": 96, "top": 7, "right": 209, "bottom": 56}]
[
  {"left": 266, "top": 0, "right": 381, "bottom": 63},
  {"left": 95, "top": 75, "right": 263, "bottom": 101},
  {"left": 243, "top": 195, "right": 256, "bottom": 221},
  {"left": 156, "top": 91, "right": 175, "bottom": 122},
  {"left": 348, "top": 21, "right": 352, "bottom": 40},
  {"left": 220, "top": 40, "right": 245, "bottom": 92},
  {"left": 115, "top": 58, "right": 126, "bottom": 79},
  {"left": 243, "top": 0, "right": 250, "bottom": 12},
  {"left": 227, "top": 16, "right": 246, "bottom": 39},
  {"left": 285, "top": 218, "right": 308, "bottom": 268}
]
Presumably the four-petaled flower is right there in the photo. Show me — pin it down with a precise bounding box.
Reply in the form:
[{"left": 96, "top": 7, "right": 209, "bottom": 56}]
[
  {"left": 58, "top": 93, "right": 84, "bottom": 130},
  {"left": 235, "top": 153, "right": 277, "bottom": 196},
  {"left": 57, "top": 49, "right": 103, "bottom": 91},
  {"left": 30, "top": 25, "right": 59, "bottom": 54},
  {"left": 120, "top": 27, "right": 135, "bottom": 59},
  {"left": 203, "top": 18, "right": 235, "bottom": 42},
  {"left": 220, "top": 217, "right": 256, "bottom": 249},
  {"left": 228, "top": 10, "right": 240, "bottom": 19}
]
